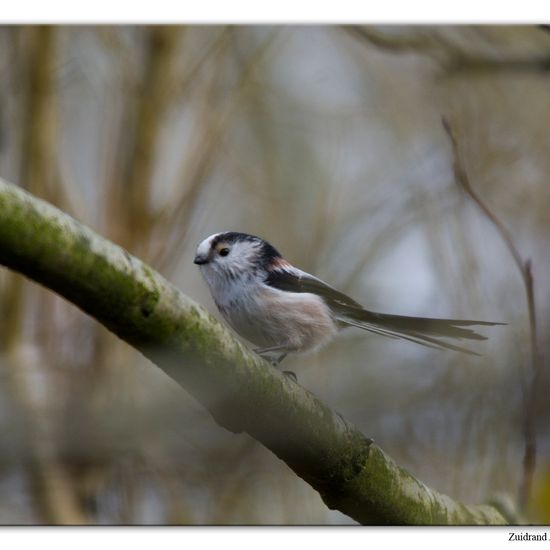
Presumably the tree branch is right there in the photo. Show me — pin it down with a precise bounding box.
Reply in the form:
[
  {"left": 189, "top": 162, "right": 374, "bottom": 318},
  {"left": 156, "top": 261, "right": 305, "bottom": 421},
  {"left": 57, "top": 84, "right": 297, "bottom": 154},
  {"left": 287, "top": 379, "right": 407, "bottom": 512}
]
[
  {"left": 343, "top": 26, "right": 550, "bottom": 76},
  {"left": 0, "top": 178, "right": 509, "bottom": 525}
]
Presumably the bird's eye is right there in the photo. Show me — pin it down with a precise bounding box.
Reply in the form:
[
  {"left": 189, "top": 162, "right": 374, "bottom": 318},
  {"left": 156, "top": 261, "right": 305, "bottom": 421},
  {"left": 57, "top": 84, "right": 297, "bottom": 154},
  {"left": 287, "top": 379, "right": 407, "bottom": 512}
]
[{"left": 219, "top": 247, "right": 230, "bottom": 257}]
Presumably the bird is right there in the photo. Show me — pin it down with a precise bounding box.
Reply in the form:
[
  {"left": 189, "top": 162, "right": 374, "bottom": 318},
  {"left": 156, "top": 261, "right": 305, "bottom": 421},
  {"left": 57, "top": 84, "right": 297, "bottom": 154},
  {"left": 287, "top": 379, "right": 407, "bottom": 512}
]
[{"left": 194, "top": 231, "right": 503, "bottom": 365}]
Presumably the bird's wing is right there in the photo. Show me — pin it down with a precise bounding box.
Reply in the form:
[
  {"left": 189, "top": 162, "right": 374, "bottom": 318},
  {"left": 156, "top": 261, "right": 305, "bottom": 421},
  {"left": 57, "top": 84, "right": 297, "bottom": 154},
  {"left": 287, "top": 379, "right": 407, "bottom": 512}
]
[
  {"left": 264, "top": 266, "right": 366, "bottom": 316},
  {"left": 264, "top": 266, "right": 504, "bottom": 355}
]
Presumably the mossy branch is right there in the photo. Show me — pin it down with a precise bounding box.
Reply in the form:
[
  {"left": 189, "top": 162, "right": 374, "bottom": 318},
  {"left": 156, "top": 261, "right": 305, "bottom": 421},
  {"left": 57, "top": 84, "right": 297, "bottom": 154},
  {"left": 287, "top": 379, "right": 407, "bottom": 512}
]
[{"left": 0, "top": 178, "right": 509, "bottom": 525}]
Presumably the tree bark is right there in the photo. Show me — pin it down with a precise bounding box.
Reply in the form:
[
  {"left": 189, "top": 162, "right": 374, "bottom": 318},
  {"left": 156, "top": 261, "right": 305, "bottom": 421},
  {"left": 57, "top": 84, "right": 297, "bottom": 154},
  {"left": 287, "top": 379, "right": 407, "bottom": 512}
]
[{"left": 0, "top": 178, "right": 509, "bottom": 525}]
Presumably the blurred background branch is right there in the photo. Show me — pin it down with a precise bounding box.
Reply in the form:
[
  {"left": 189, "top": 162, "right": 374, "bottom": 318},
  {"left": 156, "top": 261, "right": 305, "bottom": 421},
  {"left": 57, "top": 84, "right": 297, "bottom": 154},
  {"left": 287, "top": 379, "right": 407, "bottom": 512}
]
[
  {"left": 0, "top": 26, "right": 85, "bottom": 524},
  {"left": 343, "top": 25, "right": 550, "bottom": 76},
  {"left": 443, "top": 117, "right": 543, "bottom": 513}
]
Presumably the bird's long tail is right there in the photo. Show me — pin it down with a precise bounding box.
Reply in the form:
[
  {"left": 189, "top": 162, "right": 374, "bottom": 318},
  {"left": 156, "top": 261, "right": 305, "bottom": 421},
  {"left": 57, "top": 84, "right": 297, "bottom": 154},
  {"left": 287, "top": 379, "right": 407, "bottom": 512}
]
[{"left": 337, "top": 309, "right": 504, "bottom": 355}]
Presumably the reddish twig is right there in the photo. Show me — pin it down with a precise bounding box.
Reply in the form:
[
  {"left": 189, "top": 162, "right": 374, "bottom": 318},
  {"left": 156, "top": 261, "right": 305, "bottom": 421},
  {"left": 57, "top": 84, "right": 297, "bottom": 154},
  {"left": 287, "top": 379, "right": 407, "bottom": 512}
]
[{"left": 442, "top": 117, "right": 542, "bottom": 513}]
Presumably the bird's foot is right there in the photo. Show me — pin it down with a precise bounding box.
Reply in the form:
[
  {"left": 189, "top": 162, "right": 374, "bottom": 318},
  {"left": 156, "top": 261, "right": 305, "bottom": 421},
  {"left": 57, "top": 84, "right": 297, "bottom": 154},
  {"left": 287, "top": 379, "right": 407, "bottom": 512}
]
[
  {"left": 254, "top": 347, "right": 288, "bottom": 365},
  {"left": 282, "top": 370, "right": 298, "bottom": 383},
  {"left": 253, "top": 347, "right": 294, "bottom": 379}
]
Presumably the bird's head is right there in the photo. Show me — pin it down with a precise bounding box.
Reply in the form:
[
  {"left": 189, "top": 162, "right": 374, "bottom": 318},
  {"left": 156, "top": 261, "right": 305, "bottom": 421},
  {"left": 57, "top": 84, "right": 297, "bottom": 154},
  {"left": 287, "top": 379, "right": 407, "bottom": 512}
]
[{"left": 194, "top": 232, "right": 285, "bottom": 285}]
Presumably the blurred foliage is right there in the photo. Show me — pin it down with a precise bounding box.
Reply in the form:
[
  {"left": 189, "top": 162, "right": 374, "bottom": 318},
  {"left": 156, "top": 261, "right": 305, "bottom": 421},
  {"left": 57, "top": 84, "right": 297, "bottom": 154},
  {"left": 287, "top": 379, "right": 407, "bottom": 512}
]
[{"left": 0, "top": 25, "right": 548, "bottom": 524}]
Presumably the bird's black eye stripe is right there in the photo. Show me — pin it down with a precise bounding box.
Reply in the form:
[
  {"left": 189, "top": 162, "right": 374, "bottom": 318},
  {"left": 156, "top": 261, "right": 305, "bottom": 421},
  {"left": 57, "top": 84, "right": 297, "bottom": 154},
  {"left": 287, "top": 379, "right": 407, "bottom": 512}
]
[{"left": 219, "top": 247, "right": 230, "bottom": 257}]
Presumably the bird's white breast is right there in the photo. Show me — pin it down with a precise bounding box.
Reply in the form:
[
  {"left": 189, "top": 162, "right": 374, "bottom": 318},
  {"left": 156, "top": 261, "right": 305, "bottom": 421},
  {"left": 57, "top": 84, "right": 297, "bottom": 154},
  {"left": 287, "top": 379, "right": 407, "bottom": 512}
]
[{"left": 210, "top": 275, "right": 337, "bottom": 352}]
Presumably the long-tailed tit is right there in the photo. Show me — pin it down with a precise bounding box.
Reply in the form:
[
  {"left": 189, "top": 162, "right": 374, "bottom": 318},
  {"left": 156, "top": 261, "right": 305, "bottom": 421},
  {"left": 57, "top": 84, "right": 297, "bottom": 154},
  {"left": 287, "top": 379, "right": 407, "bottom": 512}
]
[{"left": 194, "top": 232, "right": 502, "bottom": 364}]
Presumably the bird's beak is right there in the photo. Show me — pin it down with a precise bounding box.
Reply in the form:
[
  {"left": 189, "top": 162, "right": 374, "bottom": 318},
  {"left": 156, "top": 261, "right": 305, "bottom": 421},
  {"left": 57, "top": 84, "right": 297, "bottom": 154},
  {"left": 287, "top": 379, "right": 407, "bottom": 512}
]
[{"left": 193, "top": 254, "right": 208, "bottom": 265}]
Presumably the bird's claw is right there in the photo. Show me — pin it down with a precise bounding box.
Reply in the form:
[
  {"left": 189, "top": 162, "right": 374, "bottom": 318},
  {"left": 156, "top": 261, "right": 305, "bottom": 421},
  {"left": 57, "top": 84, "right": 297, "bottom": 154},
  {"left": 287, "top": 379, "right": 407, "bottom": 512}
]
[{"left": 282, "top": 370, "right": 298, "bottom": 383}]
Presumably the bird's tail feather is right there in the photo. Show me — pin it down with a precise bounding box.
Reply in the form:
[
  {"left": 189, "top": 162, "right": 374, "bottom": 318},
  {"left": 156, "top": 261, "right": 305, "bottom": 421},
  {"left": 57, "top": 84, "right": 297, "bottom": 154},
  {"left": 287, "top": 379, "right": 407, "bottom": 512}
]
[{"left": 338, "top": 310, "right": 505, "bottom": 356}]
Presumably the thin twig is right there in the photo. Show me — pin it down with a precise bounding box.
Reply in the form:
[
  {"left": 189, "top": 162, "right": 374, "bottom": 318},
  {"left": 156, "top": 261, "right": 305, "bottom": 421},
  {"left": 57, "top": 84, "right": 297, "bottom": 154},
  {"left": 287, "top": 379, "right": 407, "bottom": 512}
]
[{"left": 442, "top": 117, "right": 543, "bottom": 513}]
